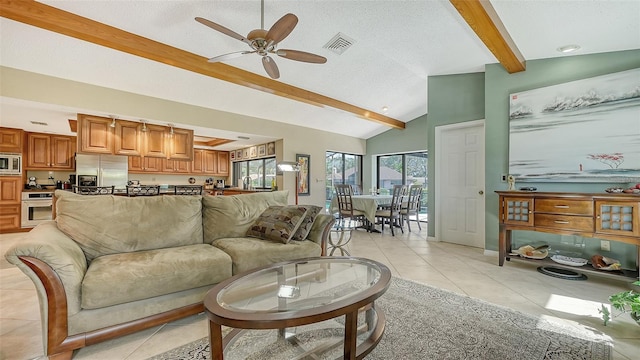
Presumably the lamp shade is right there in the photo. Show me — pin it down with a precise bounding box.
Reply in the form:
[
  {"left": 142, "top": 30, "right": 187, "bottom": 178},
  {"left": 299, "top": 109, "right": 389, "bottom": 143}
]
[{"left": 277, "top": 161, "right": 300, "bottom": 172}]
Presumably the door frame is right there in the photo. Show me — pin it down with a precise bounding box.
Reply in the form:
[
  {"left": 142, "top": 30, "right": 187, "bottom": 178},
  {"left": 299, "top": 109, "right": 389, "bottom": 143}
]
[{"left": 434, "top": 119, "right": 486, "bottom": 247}]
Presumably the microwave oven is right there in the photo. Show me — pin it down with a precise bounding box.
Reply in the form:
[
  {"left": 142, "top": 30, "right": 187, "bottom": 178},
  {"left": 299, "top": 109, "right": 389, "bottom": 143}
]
[{"left": 0, "top": 153, "right": 22, "bottom": 175}]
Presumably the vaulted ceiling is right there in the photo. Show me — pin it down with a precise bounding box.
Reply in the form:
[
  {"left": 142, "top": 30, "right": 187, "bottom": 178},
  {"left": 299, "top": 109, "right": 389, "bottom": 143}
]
[{"left": 1, "top": 0, "right": 638, "bottom": 149}]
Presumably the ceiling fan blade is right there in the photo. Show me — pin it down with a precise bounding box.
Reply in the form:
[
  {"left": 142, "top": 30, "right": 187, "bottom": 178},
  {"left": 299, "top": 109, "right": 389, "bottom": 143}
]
[
  {"left": 195, "top": 17, "right": 252, "bottom": 45},
  {"left": 207, "top": 51, "right": 255, "bottom": 63},
  {"left": 265, "top": 13, "right": 298, "bottom": 45},
  {"left": 262, "top": 56, "right": 280, "bottom": 79},
  {"left": 276, "top": 49, "right": 327, "bottom": 64}
]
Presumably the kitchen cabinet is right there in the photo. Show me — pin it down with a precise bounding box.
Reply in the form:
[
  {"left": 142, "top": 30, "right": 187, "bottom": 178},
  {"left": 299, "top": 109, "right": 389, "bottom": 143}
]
[
  {"left": 128, "top": 156, "right": 163, "bottom": 173},
  {"left": 78, "top": 114, "right": 193, "bottom": 160},
  {"left": 0, "top": 176, "right": 21, "bottom": 233},
  {"left": 191, "top": 149, "right": 229, "bottom": 176},
  {"left": 497, "top": 191, "right": 640, "bottom": 280},
  {"left": 26, "top": 133, "right": 75, "bottom": 170},
  {"left": 78, "top": 114, "right": 114, "bottom": 154},
  {"left": 0, "top": 127, "right": 24, "bottom": 153},
  {"left": 216, "top": 151, "right": 229, "bottom": 176},
  {"left": 168, "top": 128, "right": 194, "bottom": 160},
  {"left": 143, "top": 124, "right": 168, "bottom": 159},
  {"left": 114, "top": 120, "right": 142, "bottom": 156},
  {"left": 162, "top": 159, "right": 191, "bottom": 173}
]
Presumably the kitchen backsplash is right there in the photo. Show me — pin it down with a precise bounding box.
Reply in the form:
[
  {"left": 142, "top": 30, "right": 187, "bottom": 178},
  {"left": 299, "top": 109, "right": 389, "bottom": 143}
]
[{"left": 26, "top": 170, "right": 228, "bottom": 187}]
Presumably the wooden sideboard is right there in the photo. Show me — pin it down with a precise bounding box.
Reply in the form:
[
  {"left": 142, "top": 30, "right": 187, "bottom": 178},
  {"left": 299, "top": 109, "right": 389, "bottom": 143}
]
[{"left": 497, "top": 191, "right": 640, "bottom": 279}]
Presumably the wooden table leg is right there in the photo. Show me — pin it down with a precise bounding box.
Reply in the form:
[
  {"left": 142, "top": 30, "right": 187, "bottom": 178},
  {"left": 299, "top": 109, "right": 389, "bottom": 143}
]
[
  {"left": 344, "top": 310, "right": 358, "bottom": 360},
  {"left": 209, "top": 321, "right": 223, "bottom": 360},
  {"left": 498, "top": 224, "right": 506, "bottom": 266}
]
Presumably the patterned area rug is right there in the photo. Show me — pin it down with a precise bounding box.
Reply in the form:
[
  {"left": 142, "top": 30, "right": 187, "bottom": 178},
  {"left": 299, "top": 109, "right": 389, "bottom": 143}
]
[{"left": 148, "top": 277, "right": 611, "bottom": 360}]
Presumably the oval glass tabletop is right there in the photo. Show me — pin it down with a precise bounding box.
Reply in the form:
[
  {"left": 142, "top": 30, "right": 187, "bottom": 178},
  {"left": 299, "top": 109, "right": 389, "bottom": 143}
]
[{"left": 215, "top": 257, "right": 385, "bottom": 314}]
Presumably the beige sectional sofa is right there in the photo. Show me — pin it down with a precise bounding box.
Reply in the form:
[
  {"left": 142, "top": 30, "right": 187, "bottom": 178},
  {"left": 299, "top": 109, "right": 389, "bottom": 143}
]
[{"left": 5, "top": 190, "right": 334, "bottom": 360}]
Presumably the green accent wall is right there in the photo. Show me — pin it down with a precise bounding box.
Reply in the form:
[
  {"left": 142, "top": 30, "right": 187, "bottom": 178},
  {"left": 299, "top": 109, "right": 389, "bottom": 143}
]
[
  {"left": 485, "top": 49, "right": 640, "bottom": 268},
  {"left": 426, "top": 72, "right": 486, "bottom": 238}
]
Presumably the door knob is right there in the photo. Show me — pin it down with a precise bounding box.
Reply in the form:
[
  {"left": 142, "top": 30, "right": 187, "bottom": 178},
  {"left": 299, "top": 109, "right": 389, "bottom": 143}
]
[{"left": 478, "top": 190, "right": 484, "bottom": 195}]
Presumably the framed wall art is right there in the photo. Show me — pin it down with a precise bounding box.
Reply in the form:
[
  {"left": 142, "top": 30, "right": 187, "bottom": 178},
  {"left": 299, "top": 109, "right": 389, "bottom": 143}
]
[
  {"left": 236, "top": 149, "right": 243, "bottom": 160},
  {"left": 509, "top": 68, "right": 640, "bottom": 183},
  {"left": 258, "top": 144, "right": 266, "bottom": 157},
  {"left": 296, "top": 153, "right": 310, "bottom": 196},
  {"left": 230, "top": 151, "right": 235, "bottom": 160},
  {"left": 249, "top": 146, "right": 257, "bottom": 158},
  {"left": 243, "top": 148, "right": 250, "bottom": 159},
  {"left": 267, "top": 142, "right": 276, "bottom": 155}
]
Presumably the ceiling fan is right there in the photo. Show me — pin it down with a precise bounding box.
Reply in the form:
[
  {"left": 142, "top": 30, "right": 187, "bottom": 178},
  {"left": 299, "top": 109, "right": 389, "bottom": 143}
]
[{"left": 195, "top": 0, "right": 327, "bottom": 79}]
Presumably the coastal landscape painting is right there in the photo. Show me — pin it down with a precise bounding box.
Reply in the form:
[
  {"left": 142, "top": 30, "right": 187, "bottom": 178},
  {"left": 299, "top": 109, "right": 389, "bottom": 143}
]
[{"left": 509, "top": 68, "right": 640, "bottom": 183}]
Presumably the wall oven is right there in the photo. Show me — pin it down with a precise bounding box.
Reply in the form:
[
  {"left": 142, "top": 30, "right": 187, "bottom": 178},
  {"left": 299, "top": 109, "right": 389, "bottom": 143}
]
[
  {"left": 22, "top": 191, "right": 53, "bottom": 228},
  {"left": 0, "top": 153, "right": 22, "bottom": 175}
]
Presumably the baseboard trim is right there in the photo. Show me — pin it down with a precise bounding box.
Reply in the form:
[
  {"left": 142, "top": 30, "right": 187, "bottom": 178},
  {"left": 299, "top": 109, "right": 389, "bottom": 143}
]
[{"left": 484, "top": 249, "right": 499, "bottom": 257}]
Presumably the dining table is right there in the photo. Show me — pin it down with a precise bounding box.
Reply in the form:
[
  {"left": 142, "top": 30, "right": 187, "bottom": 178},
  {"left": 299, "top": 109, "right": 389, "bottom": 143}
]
[{"left": 330, "top": 194, "right": 393, "bottom": 225}]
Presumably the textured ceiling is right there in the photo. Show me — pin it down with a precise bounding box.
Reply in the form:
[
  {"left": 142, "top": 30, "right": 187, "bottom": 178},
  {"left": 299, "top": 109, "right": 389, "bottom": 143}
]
[{"left": 1, "top": 0, "right": 638, "bottom": 149}]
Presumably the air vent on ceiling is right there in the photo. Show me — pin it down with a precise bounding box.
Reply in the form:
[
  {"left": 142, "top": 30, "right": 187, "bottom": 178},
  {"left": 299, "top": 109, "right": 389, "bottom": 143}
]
[
  {"left": 30, "top": 121, "right": 48, "bottom": 126},
  {"left": 323, "top": 32, "right": 355, "bottom": 55}
]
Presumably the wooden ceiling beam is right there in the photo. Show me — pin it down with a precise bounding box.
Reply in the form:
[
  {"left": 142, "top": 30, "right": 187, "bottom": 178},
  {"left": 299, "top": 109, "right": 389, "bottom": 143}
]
[
  {"left": 450, "top": 0, "right": 525, "bottom": 73},
  {"left": 0, "top": 0, "right": 405, "bottom": 129}
]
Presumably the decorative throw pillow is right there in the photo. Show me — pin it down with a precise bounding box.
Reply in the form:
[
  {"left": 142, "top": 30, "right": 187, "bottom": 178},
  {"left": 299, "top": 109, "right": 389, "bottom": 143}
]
[
  {"left": 291, "top": 205, "right": 323, "bottom": 241},
  {"left": 246, "top": 206, "right": 308, "bottom": 244}
]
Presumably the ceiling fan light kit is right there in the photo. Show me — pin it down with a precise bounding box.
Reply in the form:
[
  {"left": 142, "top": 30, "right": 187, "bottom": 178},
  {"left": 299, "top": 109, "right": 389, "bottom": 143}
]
[{"left": 196, "top": 1, "right": 326, "bottom": 79}]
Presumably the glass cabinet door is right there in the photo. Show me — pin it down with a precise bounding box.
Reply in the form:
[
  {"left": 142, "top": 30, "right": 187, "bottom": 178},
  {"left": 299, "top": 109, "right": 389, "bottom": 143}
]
[{"left": 595, "top": 201, "right": 639, "bottom": 236}]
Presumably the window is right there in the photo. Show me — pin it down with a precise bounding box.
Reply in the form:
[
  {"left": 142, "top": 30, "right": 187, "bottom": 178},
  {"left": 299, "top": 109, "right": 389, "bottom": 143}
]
[
  {"left": 377, "top": 152, "right": 428, "bottom": 217},
  {"left": 233, "top": 157, "right": 276, "bottom": 189},
  {"left": 326, "top": 152, "right": 362, "bottom": 206}
]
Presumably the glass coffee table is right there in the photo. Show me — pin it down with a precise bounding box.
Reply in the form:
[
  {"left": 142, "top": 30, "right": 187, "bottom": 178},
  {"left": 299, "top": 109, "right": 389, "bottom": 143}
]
[{"left": 204, "top": 257, "right": 391, "bottom": 360}]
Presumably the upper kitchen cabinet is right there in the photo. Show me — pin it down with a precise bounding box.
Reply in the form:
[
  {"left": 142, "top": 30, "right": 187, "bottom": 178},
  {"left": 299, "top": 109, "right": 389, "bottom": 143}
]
[
  {"left": 143, "top": 124, "right": 168, "bottom": 158},
  {"left": 168, "top": 127, "right": 194, "bottom": 161},
  {"left": 114, "top": 120, "right": 142, "bottom": 156},
  {"left": 78, "top": 114, "right": 194, "bottom": 160},
  {"left": 26, "top": 132, "right": 75, "bottom": 170},
  {"left": 217, "top": 151, "right": 229, "bottom": 176},
  {"left": 78, "top": 114, "right": 114, "bottom": 154},
  {"left": 0, "top": 127, "right": 24, "bottom": 153}
]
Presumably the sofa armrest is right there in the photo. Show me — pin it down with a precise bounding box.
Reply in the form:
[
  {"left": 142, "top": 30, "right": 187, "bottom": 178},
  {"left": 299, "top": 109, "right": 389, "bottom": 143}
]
[
  {"left": 5, "top": 221, "right": 87, "bottom": 316},
  {"left": 306, "top": 214, "right": 335, "bottom": 256}
]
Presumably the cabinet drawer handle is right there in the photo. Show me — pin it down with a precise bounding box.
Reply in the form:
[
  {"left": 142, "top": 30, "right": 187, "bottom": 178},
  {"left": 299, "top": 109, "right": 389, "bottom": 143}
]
[
  {"left": 554, "top": 220, "right": 570, "bottom": 224},
  {"left": 554, "top": 205, "right": 570, "bottom": 208}
]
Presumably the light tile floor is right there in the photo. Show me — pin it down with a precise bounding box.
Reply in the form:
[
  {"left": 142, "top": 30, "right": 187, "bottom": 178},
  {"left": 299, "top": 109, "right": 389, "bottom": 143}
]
[{"left": 1, "top": 225, "right": 639, "bottom": 360}]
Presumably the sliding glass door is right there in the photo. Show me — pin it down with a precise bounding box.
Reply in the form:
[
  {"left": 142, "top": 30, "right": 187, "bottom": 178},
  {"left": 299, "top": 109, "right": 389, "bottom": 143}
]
[
  {"left": 377, "top": 152, "right": 428, "bottom": 218},
  {"left": 326, "top": 152, "right": 362, "bottom": 209}
]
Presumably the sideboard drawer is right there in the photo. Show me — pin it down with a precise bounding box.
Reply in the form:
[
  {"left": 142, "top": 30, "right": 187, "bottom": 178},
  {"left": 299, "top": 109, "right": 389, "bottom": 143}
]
[
  {"left": 534, "top": 214, "right": 594, "bottom": 231},
  {"left": 535, "top": 199, "right": 593, "bottom": 215}
]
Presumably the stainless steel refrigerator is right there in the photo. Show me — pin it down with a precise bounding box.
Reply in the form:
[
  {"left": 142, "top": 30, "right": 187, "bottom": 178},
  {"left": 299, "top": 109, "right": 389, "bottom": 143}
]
[{"left": 75, "top": 154, "right": 128, "bottom": 189}]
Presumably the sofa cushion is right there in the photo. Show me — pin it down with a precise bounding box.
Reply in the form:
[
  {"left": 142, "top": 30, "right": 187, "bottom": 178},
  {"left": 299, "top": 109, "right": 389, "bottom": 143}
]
[
  {"left": 246, "top": 205, "right": 308, "bottom": 244},
  {"left": 291, "top": 205, "right": 323, "bottom": 241},
  {"left": 55, "top": 191, "right": 203, "bottom": 261},
  {"left": 212, "top": 237, "right": 322, "bottom": 275},
  {"left": 202, "top": 191, "right": 288, "bottom": 244},
  {"left": 82, "top": 244, "right": 231, "bottom": 309}
]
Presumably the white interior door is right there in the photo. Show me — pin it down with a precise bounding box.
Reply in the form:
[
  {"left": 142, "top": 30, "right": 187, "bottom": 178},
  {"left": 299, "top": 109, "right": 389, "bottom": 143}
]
[{"left": 435, "top": 120, "right": 485, "bottom": 248}]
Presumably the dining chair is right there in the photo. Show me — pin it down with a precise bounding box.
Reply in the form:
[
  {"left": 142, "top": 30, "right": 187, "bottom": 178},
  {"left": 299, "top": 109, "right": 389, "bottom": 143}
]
[
  {"left": 374, "top": 184, "right": 407, "bottom": 236},
  {"left": 334, "top": 184, "right": 366, "bottom": 229},
  {"left": 73, "top": 185, "right": 115, "bottom": 195},
  {"left": 126, "top": 185, "right": 160, "bottom": 196},
  {"left": 401, "top": 184, "right": 423, "bottom": 232},
  {"left": 174, "top": 185, "right": 203, "bottom": 195}
]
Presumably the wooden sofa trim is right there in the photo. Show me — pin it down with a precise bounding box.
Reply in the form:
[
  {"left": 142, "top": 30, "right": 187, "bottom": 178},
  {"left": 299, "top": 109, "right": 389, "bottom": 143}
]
[{"left": 18, "top": 256, "right": 204, "bottom": 359}]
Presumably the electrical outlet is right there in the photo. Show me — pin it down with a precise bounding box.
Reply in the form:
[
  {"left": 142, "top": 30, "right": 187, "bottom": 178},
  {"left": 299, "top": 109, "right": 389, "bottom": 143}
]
[
  {"left": 600, "top": 240, "right": 610, "bottom": 252},
  {"left": 501, "top": 174, "right": 507, "bottom": 182}
]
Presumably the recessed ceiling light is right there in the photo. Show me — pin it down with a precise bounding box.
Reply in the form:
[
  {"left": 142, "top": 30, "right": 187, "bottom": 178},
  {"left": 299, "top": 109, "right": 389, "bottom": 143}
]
[
  {"left": 381, "top": 106, "right": 389, "bottom": 113},
  {"left": 557, "top": 44, "right": 581, "bottom": 53},
  {"left": 237, "top": 136, "right": 250, "bottom": 140}
]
